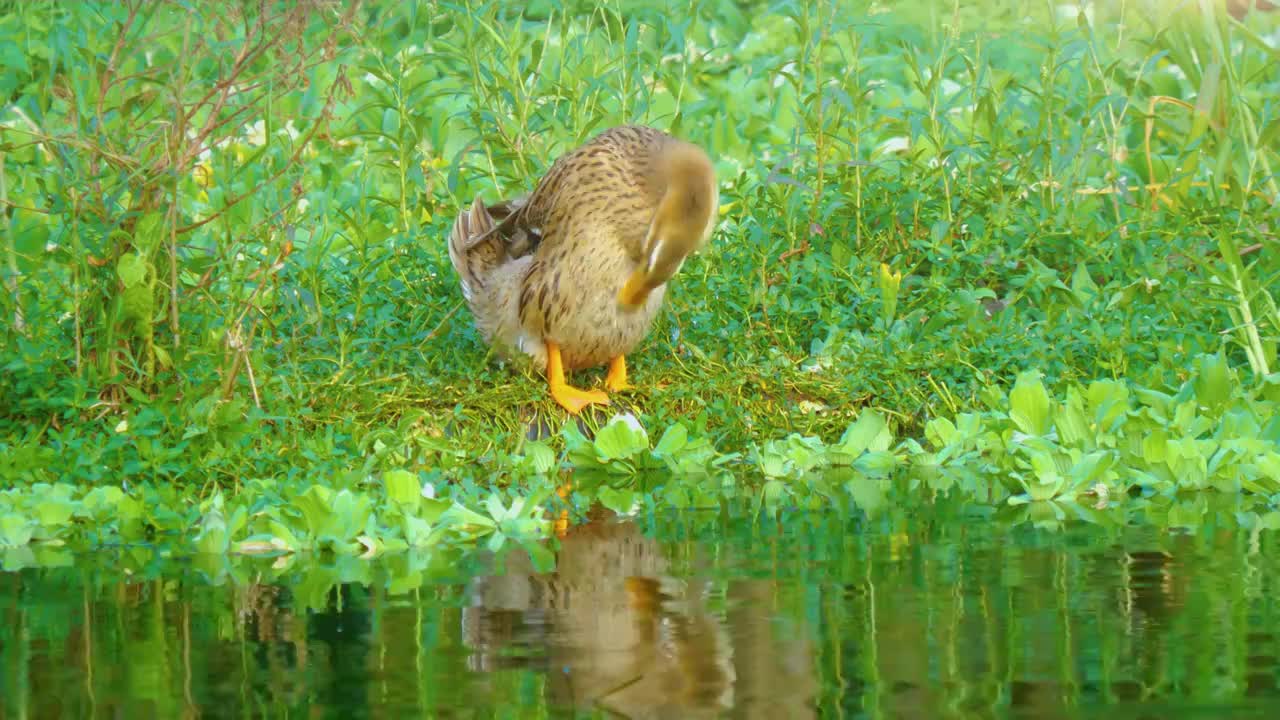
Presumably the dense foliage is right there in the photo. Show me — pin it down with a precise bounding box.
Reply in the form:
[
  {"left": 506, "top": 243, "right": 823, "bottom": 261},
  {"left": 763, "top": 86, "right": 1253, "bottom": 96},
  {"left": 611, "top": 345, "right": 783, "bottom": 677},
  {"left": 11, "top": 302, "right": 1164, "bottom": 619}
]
[{"left": 1, "top": 0, "right": 1278, "bottom": 558}]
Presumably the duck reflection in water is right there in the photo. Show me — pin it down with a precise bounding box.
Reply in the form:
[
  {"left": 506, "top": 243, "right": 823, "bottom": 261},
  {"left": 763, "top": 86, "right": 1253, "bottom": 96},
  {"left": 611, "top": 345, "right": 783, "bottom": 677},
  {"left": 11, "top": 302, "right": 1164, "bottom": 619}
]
[{"left": 462, "top": 508, "right": 818, "bottom": 718}]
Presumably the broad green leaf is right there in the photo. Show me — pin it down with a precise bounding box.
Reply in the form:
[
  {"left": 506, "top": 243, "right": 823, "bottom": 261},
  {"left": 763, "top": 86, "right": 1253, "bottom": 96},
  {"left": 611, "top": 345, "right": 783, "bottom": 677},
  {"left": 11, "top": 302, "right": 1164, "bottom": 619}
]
[
  {"left": 853, "top": 451, "right": 900, "bottom": 478},
  {"left": 1087, "top": 379, "right": 1131, "bottom": 432},
  {"left": 384, "top": 469, "right": 421, "bottom": 511},
  {"left": 0, "top": 514, "right": 33, "bottom": 548},
  {"left": 654, "top": 423, "right": 689, "bottom": 456},
  {"left": 80, "top": 486, "right": 125, "bottom": 516},
  {"left": 439, "top": 501, "right": 497, "bottom": 533},
  {"left": 268, "top": 519, "right": 302, "bottom": 552},
  {"left": 328, "top": 489, "right": 373, "bottom": 545},
  {"left": 1054, "top": 387, "right": 1091, "bottom": 447},
  {"left": 1143, "top": 429, "right": 1169, "bottom": 465},
  {"left": 1193, "top": 352, "right": 1232, "bottom": 413},
  {"left": 295, "top": 485, "right": 335, "bottom": 537},
  {"left": 832, "top": 410, "right": 892, "bottom": 461},
  {"left": 755, "top": 443, "right": 793, "bottom": 479},
  {"left": 1010, "top": 371, "right": 1052, "bottom": 436},
  {"left": 419, "top": 497, "right": 451, "bottom": 524},
  {"left": 520, "top": 442, "right": 557, "bottom": 474},
  {"left": 402, "top": 515, "right": 438, "bottom": 548},
  {"left": 594, "top": 417, "right": 649, "bottom": 461},
  {"left": 116, "top": 252, "right": 148, "bottom": 288},
  {"left": 133, "top": 212, "right": 165, "bottom": 253},
  {"left": 925, "top": 416, "right": 956, "bottom": 448},
  {"left": 34, "top": 500, "right": 75, "bottom": 528}
]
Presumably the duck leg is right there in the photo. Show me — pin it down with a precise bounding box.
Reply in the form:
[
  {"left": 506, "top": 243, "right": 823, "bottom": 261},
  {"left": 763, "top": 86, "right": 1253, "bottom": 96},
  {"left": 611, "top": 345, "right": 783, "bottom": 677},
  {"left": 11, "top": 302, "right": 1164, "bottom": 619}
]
[
  {"left": 546, "top": 341, "right": 610, "bottom": 414},
  {"left": 604, "top": 355, "right": 631, "bottom": 392}
]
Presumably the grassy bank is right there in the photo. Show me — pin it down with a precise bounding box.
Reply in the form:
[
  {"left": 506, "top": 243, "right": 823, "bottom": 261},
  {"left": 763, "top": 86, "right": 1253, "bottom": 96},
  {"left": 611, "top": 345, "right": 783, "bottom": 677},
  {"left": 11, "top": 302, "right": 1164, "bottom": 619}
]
[{"left": 1, "top": 0, "right": 1278, "bottom": 556}]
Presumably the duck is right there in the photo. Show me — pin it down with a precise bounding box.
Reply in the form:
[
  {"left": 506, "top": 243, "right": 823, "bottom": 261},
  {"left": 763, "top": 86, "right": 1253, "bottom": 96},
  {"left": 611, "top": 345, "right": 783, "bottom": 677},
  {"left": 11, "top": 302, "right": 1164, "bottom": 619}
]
[{"left": 447, "top": 125, "right": 718, "bottom": 414}]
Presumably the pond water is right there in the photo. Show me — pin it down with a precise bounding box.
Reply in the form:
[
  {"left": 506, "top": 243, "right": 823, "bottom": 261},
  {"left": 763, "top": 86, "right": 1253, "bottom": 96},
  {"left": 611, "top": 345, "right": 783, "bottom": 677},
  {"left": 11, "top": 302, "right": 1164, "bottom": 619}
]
[{"left": 4, "top": 503, "right": 1280, "bottom": 718}]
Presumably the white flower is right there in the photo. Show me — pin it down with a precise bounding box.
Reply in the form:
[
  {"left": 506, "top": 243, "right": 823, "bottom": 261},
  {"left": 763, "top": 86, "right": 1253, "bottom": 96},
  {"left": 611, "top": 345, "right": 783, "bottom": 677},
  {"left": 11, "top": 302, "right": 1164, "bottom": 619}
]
[
  {"left": 875, "top": 137, "right": 910, "bottom": 156},
  {"left": 245, "top": 120, "right": 267, "bottom": 147},
  {"left": 773, "top": 61, "right": 796, "bottom": 89}
]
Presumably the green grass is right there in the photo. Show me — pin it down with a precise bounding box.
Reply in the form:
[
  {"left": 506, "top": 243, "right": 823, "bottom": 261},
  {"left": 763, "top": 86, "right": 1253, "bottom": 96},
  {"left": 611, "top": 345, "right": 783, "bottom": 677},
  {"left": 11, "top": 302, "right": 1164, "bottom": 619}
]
[{"left": 1, "top": 0, "right": 1279, "bottom": 555}]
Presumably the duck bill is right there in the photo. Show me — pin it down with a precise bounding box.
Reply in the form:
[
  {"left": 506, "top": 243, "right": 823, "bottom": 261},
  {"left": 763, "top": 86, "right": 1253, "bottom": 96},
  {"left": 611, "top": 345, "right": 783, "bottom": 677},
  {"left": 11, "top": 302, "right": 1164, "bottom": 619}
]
[{"left": 617, "top": 269, "right": 655, "bottom": 311}]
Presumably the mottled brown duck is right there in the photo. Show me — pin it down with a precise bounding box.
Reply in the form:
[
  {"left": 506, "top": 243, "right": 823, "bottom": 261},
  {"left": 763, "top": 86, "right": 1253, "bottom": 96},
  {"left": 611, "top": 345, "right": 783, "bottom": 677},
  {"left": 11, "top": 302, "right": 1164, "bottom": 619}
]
[{"left": 447, "top": 125, "right": 718, "bottom": 414}]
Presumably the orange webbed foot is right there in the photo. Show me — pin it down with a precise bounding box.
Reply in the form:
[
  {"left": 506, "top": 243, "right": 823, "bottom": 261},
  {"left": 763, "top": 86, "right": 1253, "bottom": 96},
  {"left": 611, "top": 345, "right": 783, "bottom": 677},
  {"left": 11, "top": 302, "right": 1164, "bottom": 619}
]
[
  {"left": 550, "top": 383, "right": 610, "bottom": 414},
  {"left": 546, "top": 340, "right": 610, "bottom": 414},
  {"left": 605, "top": 355, "right": 631, "bottom": 392}
]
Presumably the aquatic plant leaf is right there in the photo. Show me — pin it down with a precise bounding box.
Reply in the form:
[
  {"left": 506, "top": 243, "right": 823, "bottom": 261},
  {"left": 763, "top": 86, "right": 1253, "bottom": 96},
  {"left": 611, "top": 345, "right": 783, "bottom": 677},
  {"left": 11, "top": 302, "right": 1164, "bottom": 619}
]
[
  {"left": 1054, "top": 387, "right": 1091, "bottom": 447},
  {"left": 1193, "top": 352, "right": 1232, "bottom": 414},
  {"left": 1010, "top": 371, "right": 1052, "bottom": 436},
  {"left": 832, "top": 409, "right": 893, "bottom": 462},
  {"left": 438, "top": 501, "right": 497, "bottom": 534},
  {"left": 79, "top": 486, "right": 125, "bottom": 522},
  {"left": 925, "top": 416, "right": 956, "bottom": 448},
  {"left": 384, "top": 469, "right": 421, "bottom": 511},
  {"left": 1087, "top": 380, "right": 1131, "bottom": 433},
  {"left": 34, "top": 499, "right": 75, "bottom": 528},
  {"left": 854, "top": 451, "right": 901, "bottom": 478},
  {"left": 1, "top": 547, "right": 37, "bottom": 571},
  {"left": 1067, "top": 451, "right": 1116, "bottom": 488},
  {"left": 654, "top": 423, "right": 689, "bottom": 456},
  {"left": 594, "top": 417, "right": 649, "bottom": 461},
  {"left": 268, "top": 520, "right": 302, "bottom": 552},
  {"left": 401, "top": 515, "right": 439, "bottom": 548},
  {"left": 295, "top": 485, "right": 336, "bottom": 538},
  {"left": 0, "top": 514, "right": 33, "bottom": 548},
  {"left": 327, "top": 489, "right": 374, "bottom": 546},
  {"left": 520, "top": 441, "right": 557, "bottom": 474},
  {"left": 754, "top": 442, "right": 793, "bottom": 479}
]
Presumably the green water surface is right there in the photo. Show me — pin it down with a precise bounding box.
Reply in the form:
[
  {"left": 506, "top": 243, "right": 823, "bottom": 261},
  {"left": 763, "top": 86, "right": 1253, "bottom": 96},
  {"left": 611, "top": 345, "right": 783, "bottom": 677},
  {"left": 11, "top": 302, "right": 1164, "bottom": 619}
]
[{"left": 4, "top": 504, "right": 1280, "bottom": 719}]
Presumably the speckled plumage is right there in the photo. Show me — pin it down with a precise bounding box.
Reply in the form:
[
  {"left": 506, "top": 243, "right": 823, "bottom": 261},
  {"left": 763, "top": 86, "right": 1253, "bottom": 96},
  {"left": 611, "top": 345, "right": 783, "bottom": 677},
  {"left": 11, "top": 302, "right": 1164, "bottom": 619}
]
[{"left": 448, "top": 126, "right": 718, "bottom": 392}]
